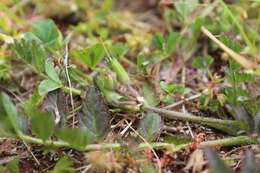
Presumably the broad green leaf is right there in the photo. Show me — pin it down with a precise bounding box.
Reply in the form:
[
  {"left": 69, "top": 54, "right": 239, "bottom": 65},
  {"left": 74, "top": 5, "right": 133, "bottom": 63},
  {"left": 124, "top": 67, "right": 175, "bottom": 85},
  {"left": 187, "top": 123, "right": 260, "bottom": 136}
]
[
  {"left": 13, "top": 39, "right": 46, "bottom": 73},
  {"left": 51, "top": 157, "right": 75, "bottom": 173},
  {"left": 72, "top": 43, "right": 105, "bottom": 69},
  {"left": 110, "top": 43, "right": 128, "bottom": 59},
  {"left": 23, "top": 90, "right": 44, "bottom": 117},
  {"left": 0, "top": 92, "right": 21, "bottom": 134},
  {"left": 45, "top": 60, "right": 61, "bottom": 83},
  {"left": 204, "top": 148, "right": 233, "bottom": 173},
  {"left": 137, "top": 112, "right": 163, "bottom": 141},
  {"left": 241, "top": 150, "right": 257, "bottom": 173},
  {"left": 79, "top": 86, "right": 111, "bottom": 140},
  {"left": 31, "top": 112, "right": 55, "bottom": 141},
  {"left": 38, "top": 79, "right": 62, "bottom": 96},
  {"left": 56, "top": 128, "right": 91, "bottom": 150},
  {"left": 175, "top": 0, "right": 198, "bottom": 22},
  {"left": 142, "top": 83, "right": 159, "bottom": 106},
  {"left": 32, "top": 19, "right": 61, "bottom": 49}
]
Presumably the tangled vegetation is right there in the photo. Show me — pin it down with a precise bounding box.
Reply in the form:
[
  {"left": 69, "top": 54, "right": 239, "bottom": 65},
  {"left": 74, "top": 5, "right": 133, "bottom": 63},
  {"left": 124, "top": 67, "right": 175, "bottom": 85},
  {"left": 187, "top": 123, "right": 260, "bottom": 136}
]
[{"left": 0, "top": 0, "right": 260, "bottom": 172}]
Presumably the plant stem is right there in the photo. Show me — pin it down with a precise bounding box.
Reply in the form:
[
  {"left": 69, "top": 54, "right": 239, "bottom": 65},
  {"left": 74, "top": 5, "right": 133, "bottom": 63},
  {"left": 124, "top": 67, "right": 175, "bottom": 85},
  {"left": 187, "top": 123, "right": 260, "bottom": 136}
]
[
  {"left": 201, "top": 135, "right": 260, "bottom": 148},
  {"left": 62, "top": 86, "right": 81, "bottom": 96},
  {"left": 143, "top": 104, "right": 238, "bottom": 126},
  {"left": 19, "top": 133, "right": 259, "bottom": 151}
]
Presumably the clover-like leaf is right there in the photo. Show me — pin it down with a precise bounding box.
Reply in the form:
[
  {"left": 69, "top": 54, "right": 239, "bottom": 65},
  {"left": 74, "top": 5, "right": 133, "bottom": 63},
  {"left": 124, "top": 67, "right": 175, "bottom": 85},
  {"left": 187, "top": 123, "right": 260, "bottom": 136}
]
[
  {"left": 79, "top": 86, "right": 111, "bottom": 140},
  {"left": 32, "top": 19, "right": 62, "bottom": 49},
  {"left": 38, "top": 79, "right": 62, "bottom": 96},
  {"left": 31, "top": 112, "right": 55, "bottom": 141},
  {"left": 137, "top": 112, "right": 163, "bottom": 141},
  {"left": 13, "top": 39, "right": 46, "bottom": 73},
  {"left": 45, "top": 60, "right": 61, "bottom": 84},
  {"left": 72, "top": 43, "right": 105, "bottom": 69}
]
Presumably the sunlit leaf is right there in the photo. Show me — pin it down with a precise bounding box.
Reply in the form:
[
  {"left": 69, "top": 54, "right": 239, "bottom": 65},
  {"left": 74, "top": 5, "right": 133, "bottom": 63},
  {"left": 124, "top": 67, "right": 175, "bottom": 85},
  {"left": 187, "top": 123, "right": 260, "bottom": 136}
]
[
  {"left": 45, "top": 60, "right": 61, "bottom": 83},
  {"left": 32, "top": 19, "right": 62, "bottom": 49},
  {"left": 13, "top": 39, "right": 46, "bottom": 73},
  {"left": 137, "top": 112, "right": 163, "bottom": 141},
  {"left": 38, "top": 79, "right": 62, "bottom": 96},
  {"left": 72, "top": 43, "right": 105, "bottom": 69}
]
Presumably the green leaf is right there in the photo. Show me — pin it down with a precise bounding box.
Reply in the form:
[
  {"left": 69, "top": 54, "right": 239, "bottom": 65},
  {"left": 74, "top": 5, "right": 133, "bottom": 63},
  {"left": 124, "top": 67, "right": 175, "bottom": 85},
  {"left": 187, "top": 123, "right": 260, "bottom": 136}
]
[
  {"left": 175, "top": 0, "right": 198, "bottom": 22},
  {"left": 72, "top": 43, "right": 105, "bottom": 69},
  {"left": 32, "top": 19, "right": 61, "bottom": 49},
  {"left": 166, "top": 32, "right": 180, "bottom": 54},
  {"left": 110, "top": 43, "right": 128, "bottom": 59},
  {"left": 51, "top": 157, "right": 75, "bottom": 173},
  {"left": 137, "top": 112, "right": 163, "bottom": 141},
  {"left": 140, "top": 164, "right": 157, "bottom": 173},
  {"left": 56, "top": 128, "right": 91, "bottom": 150},
  {"left": 45, "top": 60, "right": 61, "bottom": 83},
  {"left": 0, "top": 92, "right": 21, "bottom": 134},
  {"left": 13, "top": 39, "right": 47, "bottom": 73},
  {"left": 31, "top": 112, "right": 55, "bottom": 141},
  {"left": 241, "top": 150, "right": 257, "bottom": 173},
  {"left": 204, "top": 148, "right": 233, "bottom": 173},
  {"left": 79, "top": 86, "right": 112, "bottom": 140},
  {"left": 152, "top": 33, "right": 165, "bottom": 50},
  {"left": 6, "top": 159, "right": 20, "bottom": 173},
  {"left": 23, "top": 90, "right": 44, "bottom": 117},
  {"left": 192, "top": 55, "right": 214, "bottom": 70},
  {"left": 142, "top": 83, "right": 159, "bottom": 106},
  {"left": 38, "top": 79, "right": 62, "bottom": 96}
]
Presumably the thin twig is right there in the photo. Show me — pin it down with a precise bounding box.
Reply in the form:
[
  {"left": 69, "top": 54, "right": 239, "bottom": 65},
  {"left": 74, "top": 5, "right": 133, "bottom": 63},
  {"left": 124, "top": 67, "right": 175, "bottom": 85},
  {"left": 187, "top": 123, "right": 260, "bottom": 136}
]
[
  {"left": 64, "top": 43, "right": 76, "bottom": 128},
  {"left": 201, "top": 26, "right": 256, "bottom": 69},
  {"left": 163, "top": 93, "right": 202, "bottom": 109}
]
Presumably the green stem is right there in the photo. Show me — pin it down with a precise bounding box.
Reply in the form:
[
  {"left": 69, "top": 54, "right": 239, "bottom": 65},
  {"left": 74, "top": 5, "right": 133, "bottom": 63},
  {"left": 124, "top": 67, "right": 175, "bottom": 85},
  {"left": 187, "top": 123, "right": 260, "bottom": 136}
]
[
  {"left": 201, "top": 135, "right": 260, "bottom": 147},
  {"left": 143, "top": 104, "right": 238, "bottom": 126},
  {"left": 62, "top": 86, "right": 81, "bottom": 96},
  {"left": 19, "top": 133, "right": 259, "bottom": 151}
]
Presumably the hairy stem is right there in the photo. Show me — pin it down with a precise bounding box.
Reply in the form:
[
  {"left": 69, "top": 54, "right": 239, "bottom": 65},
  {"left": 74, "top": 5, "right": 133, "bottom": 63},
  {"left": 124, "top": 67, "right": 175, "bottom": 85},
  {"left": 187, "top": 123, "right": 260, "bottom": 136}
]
[
  {"left": 18, "top": 133, "right": 259, "bottom": 152},
  {"left": 143, "top": 104, "right": 239, "bottom": 126}
]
